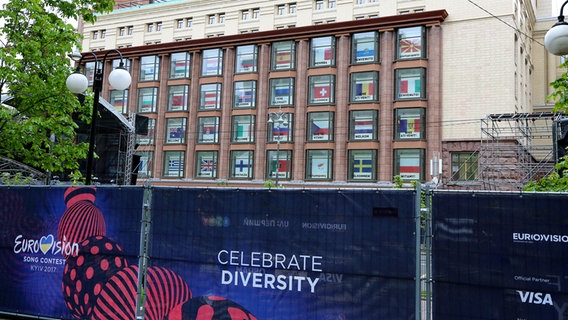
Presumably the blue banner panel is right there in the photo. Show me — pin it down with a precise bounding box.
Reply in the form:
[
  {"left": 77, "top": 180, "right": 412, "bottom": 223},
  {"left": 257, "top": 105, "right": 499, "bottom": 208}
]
[
  {"left": 433, "top": 192, "right": 568, "bottom": 320},
  {"left": 150, "top": 188, "right": 417, "bottom": 319},
  {"left": 0, "top": 186, "right": 143, "bottom": 319}
]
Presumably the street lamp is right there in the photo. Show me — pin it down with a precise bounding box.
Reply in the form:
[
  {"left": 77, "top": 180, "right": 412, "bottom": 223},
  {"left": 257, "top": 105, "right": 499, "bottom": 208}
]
[
  {"left": 267, "top": 107, "right": 289, "bottom": 187},
  {"left": 66, "top": 49, "right": 131, "bottom": 184},
  {"left": 545, "top": 0, "right": 568, "bottom": 55}
]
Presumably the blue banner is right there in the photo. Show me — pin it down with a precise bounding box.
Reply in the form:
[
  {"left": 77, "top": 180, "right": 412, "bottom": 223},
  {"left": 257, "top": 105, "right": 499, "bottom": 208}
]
[
  {"left": 0, "top": 186, "right": 143, "bottom": 319},
  {"left": 150, "top": 188, "right": 417, "bottom": 319},
  {"left": 433, "top": 192, "right": 568, "bottom": 320}
]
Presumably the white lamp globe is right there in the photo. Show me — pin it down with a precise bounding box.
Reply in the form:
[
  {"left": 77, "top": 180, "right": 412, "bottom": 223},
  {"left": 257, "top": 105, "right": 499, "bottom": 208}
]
[
  {"left": 108, "top": 67, "right": 132, "bottom": 90},
  {"left": 66, "top": 72, "right": 89, "bottom": 94},
  {"left": 545, "top": 23, "right": 568, "bottom": 56}
]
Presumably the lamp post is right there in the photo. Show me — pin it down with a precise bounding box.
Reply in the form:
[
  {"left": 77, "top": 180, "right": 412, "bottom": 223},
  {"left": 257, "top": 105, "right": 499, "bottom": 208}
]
[
  {"left": 66, "top": 49, "right": 132, "bottom": 185},
  {"left": 267, "top": 108, "right": 288, "bottom": 187},
  {"left": 545, "top": 0, "right": 568, "bottom": 55}
]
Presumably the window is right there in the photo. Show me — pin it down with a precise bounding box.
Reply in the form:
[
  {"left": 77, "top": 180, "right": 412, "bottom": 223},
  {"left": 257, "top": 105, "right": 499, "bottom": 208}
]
[
  {"left": 198, "top": 117, "right": 220, "bottom": 143},
  {"left": 119, "top": 27, "right": 125, "bottom": 36},
  {"left": 289, "top": 3, "right": 297, "bottom": 13},
  {"left": 349, "top": 110, "right": 377, "bottom": 141},
  {"left": 140, "top": 55, "right": 160, "bottom": 81},
  {"left": 168, "top": 85, "right": 189, "bottom": 111},
  {"left": 349, "top": 150, "right": 377, "bottom": 181},
  {"left": 234, "top": 81, "right": 256, "bottom": 108},
  {"left": 135, "top": 151, "right": 153, "bottom": 178},
  {"left": 252, "top": 8, "right": 260, "bottom": 19},
  {"left": 127, "top": 26, "right": 134, "bottom": 35},
  {"left": 196, "top": 151, "right": 218, "bottom": 178},
  {"left": 165, "top": 118, "right": 186, "bottom": 144},
  {"left": 163, "top": 151, "right": 185, "bottom": 178},
  {"left": 138, "top": 87, "right": 158, "bottom": 113},
  {"left": 396, "top": 26, "right": 426, "bottom": 60},
  {"left": 350, "top": 71, "right": 378, "bottom": 102},
  {"left": 230, "top": 150, "right": 254, "bottom": 179},
  {"left": 394, "top": 149, "right": 425, "bottom": 181},
  {"left": 112, "top": 58, "right": 131, "bottom": 73},
  {"left": 310, "top": 36, "right": 335, "bottom": 67},
  {"left": 269, "top": 78, "right": 294, "bottom": 106},
  {"left": 156, "top": 22, "right": 162, "bottom": 32},
  {"left": 235, "top": 45, "right": 258, "bottom": 73},
  {"left": 176, "top": 19, "right": 184, "bottom": 29},
  {"left": 199, "top": 83, "right": 222, "bottom": 110},
  {"left": 307, "top": 112, "right": 333, "bottom": 142},
  {"left": 137, "top": 118, "right": 155, "bottom": 145},
  {"left": 101, "top": 30, "right": 106, "bottom": 39},
  {"left": 268, "top": 113, "right": 293, "bottom": 142},
  {"left": 267, "top": 150, "right": 292, "bottom": 180},
  {"left": 451, "top": 152, "right": 478, "bottom": 181},
  {"left": 277, "top": 5, "right": 286, "bottom": 15},
  {"left": 84, "top": 61, "right": 96, "bottom": 85},
  {"left": 147, "top": 23, "right": 154, "bottom": 32},
  {"left": 202, "top": 48, "right": 223, "bottom": 76},
  {"left": 170, "top": 52, "right": 191, "bottom": 79},
  {"left": 232, "top": 115, "right": 255, "bottom": 143},
  {"left": 308, "top": 75, "right": 335, "bottom": 105},
  {"left": 92, "top": 31, "right": 98, "bottom": 40},
  {"left": 352, "top": 31, "right": 379, "bottom": 64},
  {"left": 395, "top": 108, "right": 425, "bottom": 140},
  {"left": 355, "top": 0, "right": 364, "bottom": 4},
  {"left": 109, "top": 90, "right": 129, "bottom": 114},
  {"left": 271, "top": 41, "right": 295, "bottom": 70},
  {"left": 241, "top": 10, "right": 250, "bottom": 20},
  {"left": 328, "top": 0, "right": 336, "bottom": 8},
  {"left": 219, "top": 13, "right": 225, "bottom": 23},
  {"left": 186, "top": 18, "right": 193, "bottom": 28},
  {"left": 315, "top": 0, "right": 324, "bottom": 10},
  {"left": 395, "top": 68, "right": 426, "bottom": 100},
  {"left": 208, "top": 15, "right": 216, "bottom": 25},
  {"left": 306, "top": 150, "right": 332, "bottom": 180}
]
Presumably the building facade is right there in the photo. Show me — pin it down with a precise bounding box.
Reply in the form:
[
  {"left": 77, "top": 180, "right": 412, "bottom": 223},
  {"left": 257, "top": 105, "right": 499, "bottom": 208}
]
[{"left": 75, "top": 0, "right": 557, "bottom": 189}]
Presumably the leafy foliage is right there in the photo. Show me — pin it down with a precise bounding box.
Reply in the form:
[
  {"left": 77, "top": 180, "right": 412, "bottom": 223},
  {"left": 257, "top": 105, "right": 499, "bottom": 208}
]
[
  {"left": 523, "top": 154, "right": 568, "bottom": 192},
  {"left": 0, "top": 0, "right": 114, "bottom": 178}
]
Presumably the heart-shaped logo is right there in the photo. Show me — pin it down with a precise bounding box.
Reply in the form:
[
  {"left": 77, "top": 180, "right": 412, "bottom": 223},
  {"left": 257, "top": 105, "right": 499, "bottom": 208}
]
[{"left": 40, "top": 235, "right": 54, "bottom": 254}]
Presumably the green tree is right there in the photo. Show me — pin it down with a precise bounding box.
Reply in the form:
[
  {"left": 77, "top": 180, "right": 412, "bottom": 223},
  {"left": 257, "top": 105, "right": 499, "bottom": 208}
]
[
  {"left": 524, "top": 61, "right": 568, "bottom": 191},
  {"left": 0, "top": 0, "right": 113, "bottom": 179}
]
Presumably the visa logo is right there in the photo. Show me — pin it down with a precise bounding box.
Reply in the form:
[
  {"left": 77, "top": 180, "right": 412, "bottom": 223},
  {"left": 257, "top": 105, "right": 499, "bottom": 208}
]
[{"left": 517, "top": 291, "right": 553, "bottom": 305}]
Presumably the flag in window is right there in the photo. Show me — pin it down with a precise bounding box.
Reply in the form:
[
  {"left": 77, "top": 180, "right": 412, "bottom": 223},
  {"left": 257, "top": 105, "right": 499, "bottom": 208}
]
[
  {"left": 237, "top": 90, "right": 253, "bottom": 106},
  {"left": 271, "top": 159, "right": 288, "bottom": 173},
  {"left": 355, "top": 82, "right": 374, "bottom": 100},
  {"left": 400, "top": 39, "right": 421, "bottom": 58},
  {"left": 399, "top": 77, "right": 421, "bottom": 98},
  {"left": 274, "top": 86, "right": 290, "bottom": 104},
  {"left": 353, "top": 159, "right": 372, "bottom": 173},
  {"left": 311, "top": 121, "right": 329, "bottom": 139},
  {"left": 354, "top": 119, "right": 373, "bottom": 139},
  {"left": 203, "top": 92, "right": 217, "bottom": 108},
  {"left": 311, "top": 158, "right": 328, "bottom": 178},
  {"left": 240, "top": 57, "right": 255, "bottom": 71},
  {"left": 174, "top": 61, "right": 187, "bottom": 77},
  {"left": 236, "top": 123, "right": 252, "bottom": 141},
  {"left": 314, "top": 47, "right": 332, "bottom": 65},
  {"left": 399, "top": 118, "right": 420, "bottom": 138},
  {"left": 200, "top": 159, "right": 216, "bottom": 172},
  {"left": 275, "top": 51, "right": 292, "bottom": 68},
  {"left": 399, "top": 156, "right": 420, "bottom": 179},
  {"left": 313, "top": 84, "right": 331, "bottom": 102}
]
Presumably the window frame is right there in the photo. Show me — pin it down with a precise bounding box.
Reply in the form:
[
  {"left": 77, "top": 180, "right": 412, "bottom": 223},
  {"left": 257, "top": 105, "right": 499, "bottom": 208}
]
[
  {"left": 306, "top": 149, "right": 333, "bottom": 180},
  {"left": 139, "top": 55, "right": 160, "bottom": 82},
  {"left": 136, "top": 118, "right": 155, "bottom": 145},
  {"left": 196, "top": 151, "right": 218, "bottom": 178},
  {"left": 235, "top": 45, "right": 258, "bottom": 74},
  {"left": 231, "top": 115, "right": 256, "bottom": 143},
  {"left": 394, "top": 108, "right": 425, "bottom": 140},
  {"left": 202, "top": 48, "right": 223, "bottom": 76},
  {"left": 197, "top": 117, "right": 220, "bottom": 144},
  {"left": 163, "top": 151, "right": 185, "bottom": 178},
  {"left": 350, "top": 71, "right": 378, "bottom": 102},
  {"left": 269, "top": 78, "right": 295, "bottom": 106},
  {"left": 271, "top": 41, "right": 296, "bottom": 71},
  {"left": 109, "top": 89, "right": 129, "bottom": 114},
  {"left": 396, "top": 26, "right": 426, "bottom": 60},
  {"left": 351, "top": 31, "right": 379, "bottom": 64},
  {"left": 230, "top": 150, "right": 254, "bottom": 179},
  {"left": 349, "top": 110, "right": 378, "bottom": 141},
  {"left": 451, "top": 152, "right": 479, "bottom": 181},
  {"left": 167, "top": 85, "right": 189, "bottom": 111},
  {"left": 267, "top": 150, "right": 292, "bottom": 180},
  {"left": 138, "top": 87, "right": 158, "bottom": 113},
  {"left": 268, "top": 113, "right": 293, "bottom": 143},
  {"left": 233, "top": 81, "right": 257, "bottom": 109},
  {"left": 395, "top": 68, "right": 426, "bottom": 100},
  {"left": 170, "top": 52, "right": 191, "bottom": 79},
  {"left": 310, "top": 36, "right": 335, "bottom": 67},
  {"left": 308, "top": 75, "right": 335, "bottom": 105},
  {"left": 393, "top": 148, "right": 425, "bottom": 181},
  {"left": 307, "top": 112, "right": 334, "bottom": 142},
  {"left": 199, "top": 83, "right": 222, "bottom": 110},
  {"left": 165, "top": 118, "right": 187, "bottom": 144},
  {"left": 348, "top": 149, "right": 377, "bottom": 181},
  {"left": 135, "top": 151, "right": 153, "bottom": 178}
]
